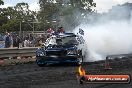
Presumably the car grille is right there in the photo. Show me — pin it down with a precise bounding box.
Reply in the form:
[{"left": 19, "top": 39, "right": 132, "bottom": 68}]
[{"left": 46, "top": 50, "right": 67, "bottom": 56}]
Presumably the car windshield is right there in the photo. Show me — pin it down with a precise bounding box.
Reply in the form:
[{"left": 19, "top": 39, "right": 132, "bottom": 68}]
[
  {"left": 57, "top": 36, "right": 78, "bottom": 45},
  {"left": 47, "top": 36, "right": 78, "bottom": 46}
]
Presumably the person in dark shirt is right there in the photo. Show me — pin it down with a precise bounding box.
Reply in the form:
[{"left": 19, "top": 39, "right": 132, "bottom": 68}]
[
  {"left": 58, "top": 27, "right": 65, "bottom": 33},
  {"left": 4, "top": 33, "right": 11, "bottom": 48}
]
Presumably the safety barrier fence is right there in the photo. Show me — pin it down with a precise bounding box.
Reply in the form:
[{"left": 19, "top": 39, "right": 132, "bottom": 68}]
[{"left": 0, "top": 47, "right": 38, "bottom": 58}]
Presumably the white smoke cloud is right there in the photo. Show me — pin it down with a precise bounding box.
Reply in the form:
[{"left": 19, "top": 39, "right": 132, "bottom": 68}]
[
  {"left": 74, "top": 5, "right": 132, "bottom": 62},
  {"left": 29, "top": 2, "right": 40, "bottom": 11},
  {"left": 94, "top": 0, "right": 132, "bottom": 13},
  {"left": 0, "top": 3, "right": 13, "bottom": 8}
]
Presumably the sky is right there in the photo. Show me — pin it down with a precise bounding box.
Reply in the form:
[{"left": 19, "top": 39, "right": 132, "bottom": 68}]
[
  {"left": 94, "top": 0, "right": 132, "bottom": 13},
  {"left": 1, "top": 0, "right": 40, "bottom": 11},
  {"left": 0, "top": 0, "right": 132, "bottom": 12}
]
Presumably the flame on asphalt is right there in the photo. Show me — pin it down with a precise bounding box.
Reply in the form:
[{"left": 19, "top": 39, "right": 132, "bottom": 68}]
[{"left": 78, "top": 66, "right": 86, "bottom": 76}]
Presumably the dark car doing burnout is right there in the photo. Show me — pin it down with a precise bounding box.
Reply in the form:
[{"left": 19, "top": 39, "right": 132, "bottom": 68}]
[{"left": 36, "top": 33, "right": 84, "bottom": 66}]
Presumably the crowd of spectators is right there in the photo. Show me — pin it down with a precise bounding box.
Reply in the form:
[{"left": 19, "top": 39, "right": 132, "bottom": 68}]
[
  {"left": 3, "top": 32, "right": 47, "bottom": 48},
  {"left": 0, "top": 27, "right": 65, "bottom": 48}
]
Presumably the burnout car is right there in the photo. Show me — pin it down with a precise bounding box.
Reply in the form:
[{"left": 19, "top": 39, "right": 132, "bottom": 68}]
[{"left": 36, "top": 33, "right": 85, "bottom": 66}]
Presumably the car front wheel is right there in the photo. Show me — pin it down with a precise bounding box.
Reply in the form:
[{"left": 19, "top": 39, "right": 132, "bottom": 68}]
[{"left": 36, "top": 58, "right": 47, "bottom": 67}]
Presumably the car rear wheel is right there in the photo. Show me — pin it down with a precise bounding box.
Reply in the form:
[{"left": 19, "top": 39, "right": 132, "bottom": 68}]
[
  {"left": 37, "top": 63, "right": 46, "bottom": 67},
  {"left": 36, "top": 58, "right": 47, "bottom": 67},
  {"left": 36, "top": 61, "right": 47, "bottom": 67},
  {"left": 77, "top": 61, "right": 82, "bottom": 66},
  {"left": 77, "top": 56, "right": 83, "bottom": 66}
]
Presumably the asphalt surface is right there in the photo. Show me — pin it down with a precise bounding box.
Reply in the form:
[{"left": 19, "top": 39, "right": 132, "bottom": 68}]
[{"left": 0, "top": 58, "right": 131, "bottom": 88}]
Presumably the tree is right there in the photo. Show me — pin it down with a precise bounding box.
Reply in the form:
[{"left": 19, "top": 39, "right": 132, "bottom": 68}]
[
  {"left": 14, "top": 2, "right": 37, "bottom": 31},
  {"left": 38, "top": 0, "right": 96, "bottom": 31},
  {"left": 0, "top": 0, "right": 4, "bottom": 5},
  {"left": 0, "top": 2, "right": 37, "bottom": 32},
  {"left": 38, "top": 0, "right": 59, "bottom": 30}
]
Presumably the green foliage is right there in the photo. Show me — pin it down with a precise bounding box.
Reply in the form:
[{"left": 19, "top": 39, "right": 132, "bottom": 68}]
[
  {"left": 0, "top": 2, "right": 37, "bottom": 32},
  {"left": 38, "top": 0, "right": 96, "bottom": 31},
  {"left": 0, "top": 0, "right": 4, "bottom": 5},
  {"left": 0, "top": 0, "right": 96, "bottom": 32}
]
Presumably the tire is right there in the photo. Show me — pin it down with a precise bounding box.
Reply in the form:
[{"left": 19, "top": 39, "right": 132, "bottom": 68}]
[
  {"left": 79, "top": 79, "right": 84, "bottom": 84},
  {"left": 36, "top": 58, "right": 47, "bottom": 67},
  {"left": 37, "top": 64, "right": 46, "bottom": 67},
  {"left": 76, "top": 57, "right": 83, "bottom": 66},
  {"left": 77, "top": 61, "right": 82, "bottom": 66},
  {"left": 36, "top": 61, "right": 47, "bottom": 67},
  {"left": 79, "top": 76, "right": 86, "bottom": 84}
]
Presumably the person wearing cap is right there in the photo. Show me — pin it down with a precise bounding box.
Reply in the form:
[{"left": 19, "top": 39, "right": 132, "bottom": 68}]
[{"left": 58, "top": 27, "right": 65, "bottom": 33}]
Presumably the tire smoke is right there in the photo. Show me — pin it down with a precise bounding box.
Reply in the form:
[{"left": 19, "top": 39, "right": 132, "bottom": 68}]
[{"left": 74, "top": 11, "right": 132, "bottom": 62}]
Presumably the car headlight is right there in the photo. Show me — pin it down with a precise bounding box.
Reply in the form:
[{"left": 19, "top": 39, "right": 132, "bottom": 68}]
[
  {"left": 67, "top": 50, "right": 77, "bottom": 55},
  {"left": 36, "top": 50, "right": 45, "bottom": 56},
  {"left": 47, "top": 46, "right": 52, "bottom": 49}
]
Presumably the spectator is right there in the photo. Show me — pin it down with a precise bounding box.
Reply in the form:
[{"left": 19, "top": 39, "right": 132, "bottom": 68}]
[
  {"left": 23, "top": 37, "right": 30, "bottom": 47},
  {"left": 4, "top": 33, "right": 11, "bottom": 48},
  {"left": 58, "top": 27, "right": 65, "bottom": 33},
  {"left": 13, "top": 36, "right": 17, "bottom": 47},
  {"left": 16, "top": 36, "right": 21, "bottom": 48},
  {"left": 47, "top": 27, "right": 54, "bottom": 33},
  {"left": 9, "top": 34, "right": 13, "bottom": 47}
]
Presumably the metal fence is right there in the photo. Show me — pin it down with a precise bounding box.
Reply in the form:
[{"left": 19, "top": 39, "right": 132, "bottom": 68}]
[{"left": 0, "top": 47, "right": 38, "bottom": 58}]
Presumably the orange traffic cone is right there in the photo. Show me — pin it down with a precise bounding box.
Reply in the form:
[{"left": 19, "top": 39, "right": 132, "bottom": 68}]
[{"left": 105, "top": 57, "right": 112, "bottom": 70}]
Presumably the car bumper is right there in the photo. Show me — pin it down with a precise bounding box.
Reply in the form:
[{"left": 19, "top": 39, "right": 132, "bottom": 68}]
[{"left": 36, "top": 55, "right": 82, "bottom": 64}]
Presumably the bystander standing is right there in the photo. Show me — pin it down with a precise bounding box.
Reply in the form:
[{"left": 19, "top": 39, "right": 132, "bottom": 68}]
[{"left": 4, "top": 32, "right": 11, "bottom": 48}]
